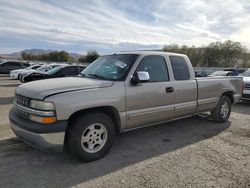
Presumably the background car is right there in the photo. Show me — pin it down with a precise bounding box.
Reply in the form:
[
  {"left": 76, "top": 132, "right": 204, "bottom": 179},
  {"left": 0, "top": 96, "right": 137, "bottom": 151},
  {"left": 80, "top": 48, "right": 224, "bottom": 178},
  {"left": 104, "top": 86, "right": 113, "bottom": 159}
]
[
  {"left": 195, "top": 71, "right": 208, "bottom": 77},
  {"left": 22, "top": 65, "right": 85, "bottom": 82},
  {"left": 19, "top": 64, "right": 63, "bottom": 81},
  {"left": 241, "top": 68, "right": 250, "bottom": 100},
  {"left": 9, "top": 64, "right": 43, "bottom": 79},
  {"left": 210, "top": 70, "right": 234, "bottom": 76},
  {"left": 0, "top": 61, "right": 30, "bottom": 74}
]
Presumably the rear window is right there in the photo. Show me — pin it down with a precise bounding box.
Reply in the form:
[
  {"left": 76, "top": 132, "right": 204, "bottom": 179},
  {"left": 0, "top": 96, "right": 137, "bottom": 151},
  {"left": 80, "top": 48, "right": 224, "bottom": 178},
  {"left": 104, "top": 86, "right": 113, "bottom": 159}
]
[{"left": 169, "top": 56, "right": 190, "bottom": 80}]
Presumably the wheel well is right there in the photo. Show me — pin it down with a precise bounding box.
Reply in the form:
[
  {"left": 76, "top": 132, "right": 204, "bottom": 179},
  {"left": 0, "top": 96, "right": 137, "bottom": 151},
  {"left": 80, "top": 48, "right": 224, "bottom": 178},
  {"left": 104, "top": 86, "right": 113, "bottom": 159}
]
[
  {"left": 67, "top": 106, "right": 121, "bottom": 133},
  {"left": 222, "top": 91, "right": 234, "bottom": 103}
]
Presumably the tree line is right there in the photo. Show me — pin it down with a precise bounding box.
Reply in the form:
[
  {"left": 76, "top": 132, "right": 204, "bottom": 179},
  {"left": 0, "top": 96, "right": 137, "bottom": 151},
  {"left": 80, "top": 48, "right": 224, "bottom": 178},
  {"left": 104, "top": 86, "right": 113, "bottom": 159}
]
[
  {"left": 21, "top": 40, "right": 250, "bottom": 67},
  {"left": 78, "top": 51, "right": 100, "bottom": 63},
  {"left": 22, "top": 51, "right": 71, "bottom": 62},
  {"left": 162, "top": 40, "right": 250, "bottom": 68},
  {"left": 21, "top": 50, "right": 100, "bottom": 63}
]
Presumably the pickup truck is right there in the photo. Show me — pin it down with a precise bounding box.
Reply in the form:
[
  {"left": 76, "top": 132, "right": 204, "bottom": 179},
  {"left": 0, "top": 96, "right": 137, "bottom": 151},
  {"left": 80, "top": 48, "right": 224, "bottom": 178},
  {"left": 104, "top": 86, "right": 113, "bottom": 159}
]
[{"left": 9, "top": 51, "right": 243, "bottom": 161}]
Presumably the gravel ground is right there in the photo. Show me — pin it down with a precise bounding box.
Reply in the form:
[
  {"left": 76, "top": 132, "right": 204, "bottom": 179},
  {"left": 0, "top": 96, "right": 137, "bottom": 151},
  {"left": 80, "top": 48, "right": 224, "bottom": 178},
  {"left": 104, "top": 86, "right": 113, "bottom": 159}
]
[{"left": 0, "top": 75, "right": 249, "bottom": 188}]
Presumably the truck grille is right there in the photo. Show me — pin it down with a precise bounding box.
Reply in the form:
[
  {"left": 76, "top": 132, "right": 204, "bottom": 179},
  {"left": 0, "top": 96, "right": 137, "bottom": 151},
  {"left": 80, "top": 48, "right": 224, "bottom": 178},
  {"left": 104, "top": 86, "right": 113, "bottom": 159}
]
[
  {"left": 244, "top": 83, "right": 250, "bottom": 90},
  {"left": 15, "top": 95, "right": 30, "bottom": 119},
  {"left": 242, "top": 94, "right": 250, "bottom": 99},
  {"left": 16, "top": 107, "right": 30, "bottom": 119},
  {"left": 15, "top": 94, "right": 30, "bottom": 107}
]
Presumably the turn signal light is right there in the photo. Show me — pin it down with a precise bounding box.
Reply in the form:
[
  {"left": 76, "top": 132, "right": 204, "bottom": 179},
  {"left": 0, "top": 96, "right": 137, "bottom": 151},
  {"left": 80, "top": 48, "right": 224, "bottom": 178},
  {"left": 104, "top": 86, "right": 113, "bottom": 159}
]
[
  {"left": 42, "top": 117, "right": 57, "bottom": 124},
  {"left": 29, "top": 115, "right": 57, "bottom": 124}
]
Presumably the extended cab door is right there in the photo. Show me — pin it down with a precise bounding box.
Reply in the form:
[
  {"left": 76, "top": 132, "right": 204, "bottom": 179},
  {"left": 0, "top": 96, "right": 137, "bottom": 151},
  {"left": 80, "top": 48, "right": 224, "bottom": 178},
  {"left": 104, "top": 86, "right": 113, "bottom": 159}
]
[
  {"left": 168, "top": 55, "right": 197, "bottom": 117},
  {"left": 125, "top": 55, "right": 175, "bottom": 129}
]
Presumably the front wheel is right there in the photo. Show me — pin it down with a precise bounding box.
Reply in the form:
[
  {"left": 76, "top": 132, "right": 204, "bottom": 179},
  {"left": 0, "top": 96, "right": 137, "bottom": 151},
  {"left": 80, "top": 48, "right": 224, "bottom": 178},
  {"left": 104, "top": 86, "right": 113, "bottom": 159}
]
[
  {"left": 67, "top": 112, "right": 116, "bottom": 162},
  {"left": 211, "top": 95, "right": 232, "bottom": 123}
]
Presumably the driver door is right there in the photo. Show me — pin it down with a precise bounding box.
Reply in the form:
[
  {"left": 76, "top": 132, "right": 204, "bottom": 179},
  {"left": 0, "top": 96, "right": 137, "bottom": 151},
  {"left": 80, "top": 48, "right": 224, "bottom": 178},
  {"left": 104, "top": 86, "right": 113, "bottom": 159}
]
[{"left": 125, "top": 55, "right": 175, "bottom": 129}]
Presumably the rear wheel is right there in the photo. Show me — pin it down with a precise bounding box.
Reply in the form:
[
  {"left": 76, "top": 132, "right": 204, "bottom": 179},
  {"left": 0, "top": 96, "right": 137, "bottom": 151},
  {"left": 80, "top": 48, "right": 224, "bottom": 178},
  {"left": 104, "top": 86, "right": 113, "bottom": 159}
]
[
  {"left": 67, "top": 112, "right": 116, "bottom": 161},
  {"left": 211, "top": 95, "right": 231, "bottom": 123}
]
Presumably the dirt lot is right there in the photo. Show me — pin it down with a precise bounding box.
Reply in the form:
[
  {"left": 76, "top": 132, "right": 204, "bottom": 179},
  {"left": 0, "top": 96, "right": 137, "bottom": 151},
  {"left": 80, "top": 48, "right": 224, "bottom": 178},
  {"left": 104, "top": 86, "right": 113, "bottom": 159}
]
[{"left": 0, "top": 75, "right": 249, "bottom": 188}]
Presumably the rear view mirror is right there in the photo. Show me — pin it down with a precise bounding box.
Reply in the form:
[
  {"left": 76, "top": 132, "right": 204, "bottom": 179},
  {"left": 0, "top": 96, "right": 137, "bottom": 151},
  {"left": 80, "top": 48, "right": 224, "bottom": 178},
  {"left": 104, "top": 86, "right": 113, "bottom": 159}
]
[{"left": 131, "top": 71, "right": 150, "bottom": 85}]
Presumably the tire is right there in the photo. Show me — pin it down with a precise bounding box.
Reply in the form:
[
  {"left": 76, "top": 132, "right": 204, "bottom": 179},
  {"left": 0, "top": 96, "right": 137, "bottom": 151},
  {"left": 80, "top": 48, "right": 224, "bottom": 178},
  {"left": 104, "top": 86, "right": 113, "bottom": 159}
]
[
  {"left": 211, "top": 95, "right": 232, "bottom": 123},
  {"left": 19, "top": 75, "right": 23, "bottom": 82},
  {"left": 67, "top": 112, "right": 116, "bottom": 162},
  {"left": 18, "top": 74, "right": 21, "bottom": 80}
]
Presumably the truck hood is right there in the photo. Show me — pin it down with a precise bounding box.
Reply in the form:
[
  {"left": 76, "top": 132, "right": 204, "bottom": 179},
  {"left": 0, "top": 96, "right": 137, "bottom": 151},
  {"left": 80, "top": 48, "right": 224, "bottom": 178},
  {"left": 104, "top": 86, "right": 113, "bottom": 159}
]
[{"left": 16, "top": 77, "right": 114, "bottom": 100}]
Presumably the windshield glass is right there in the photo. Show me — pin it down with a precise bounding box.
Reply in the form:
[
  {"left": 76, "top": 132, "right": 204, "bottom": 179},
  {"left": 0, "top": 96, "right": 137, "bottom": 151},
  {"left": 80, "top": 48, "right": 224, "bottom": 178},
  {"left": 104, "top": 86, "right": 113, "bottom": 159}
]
[
  {"left": 25, "top": 65, "right": 41, "bottom": 70},
  {"left": 46, "top": 66, "right": 64, "bottom": 75},
  {"left": 81, "top": 54, "right": 139, "bottom": 81},
  {"left": 242, "top": 69, "right": 250, "bottom": 77},
  {"left": 37, "top": 66, "right": 50, "bottom": 72},
  {"left": 37, "top": 64, "right": 60, "bottom": 72}
]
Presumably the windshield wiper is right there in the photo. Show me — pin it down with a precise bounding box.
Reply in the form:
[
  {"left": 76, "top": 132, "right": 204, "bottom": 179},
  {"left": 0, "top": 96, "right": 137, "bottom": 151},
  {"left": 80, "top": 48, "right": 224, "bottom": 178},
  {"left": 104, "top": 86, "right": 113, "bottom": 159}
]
[{"left": 87, "top": 74, "right": 106, "bottom": 80}]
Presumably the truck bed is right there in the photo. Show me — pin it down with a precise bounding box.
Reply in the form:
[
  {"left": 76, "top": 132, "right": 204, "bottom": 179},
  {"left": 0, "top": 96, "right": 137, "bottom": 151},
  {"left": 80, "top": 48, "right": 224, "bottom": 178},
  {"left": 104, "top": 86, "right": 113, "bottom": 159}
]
[{"left": 195, "top": 76, "right": 242, "bottom": 112}]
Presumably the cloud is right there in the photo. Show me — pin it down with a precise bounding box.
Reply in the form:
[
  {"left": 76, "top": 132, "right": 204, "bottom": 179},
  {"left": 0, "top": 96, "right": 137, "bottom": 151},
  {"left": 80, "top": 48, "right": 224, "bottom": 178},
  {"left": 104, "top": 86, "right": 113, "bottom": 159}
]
[{"left": 0, "top": 0, "right": 250, "bottom": 54}]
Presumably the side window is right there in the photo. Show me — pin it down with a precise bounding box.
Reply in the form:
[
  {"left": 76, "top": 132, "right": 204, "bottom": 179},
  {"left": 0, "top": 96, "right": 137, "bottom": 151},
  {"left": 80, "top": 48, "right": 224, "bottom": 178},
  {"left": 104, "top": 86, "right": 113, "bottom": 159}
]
[
  {"left": 9, "top": 62, "right": 21, "bottom": 67},
  {"left": 169, "top": 56, "right": 190, "bottom": 80},
  {"left": 136, "top": 55, "right": 169, "bottom": 82},
  {"left": 59, "top": 67, "right": 77, "bottom": 75},
  {"left": 22, "top": 63, "right": 30, "bottom": 68},
  {"left": 78, "top": 66, "right": 85, "bottom": 72},
  {"left": 1, "top": 63, "right": 6, "bottom": 67}
]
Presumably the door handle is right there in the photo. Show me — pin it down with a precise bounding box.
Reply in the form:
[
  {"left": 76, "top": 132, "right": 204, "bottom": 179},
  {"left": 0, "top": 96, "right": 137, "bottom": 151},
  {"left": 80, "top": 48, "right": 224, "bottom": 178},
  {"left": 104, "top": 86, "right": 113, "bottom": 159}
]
[{"left": 166, "top": 87, "right": 174, "bottom": 93}]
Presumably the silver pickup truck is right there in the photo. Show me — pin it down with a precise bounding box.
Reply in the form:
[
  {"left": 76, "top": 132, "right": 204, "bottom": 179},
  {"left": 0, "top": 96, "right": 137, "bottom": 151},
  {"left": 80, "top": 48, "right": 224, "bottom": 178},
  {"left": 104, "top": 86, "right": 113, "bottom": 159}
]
[{"left": 9, "top": 51, "right": 243, "bottom": 161}]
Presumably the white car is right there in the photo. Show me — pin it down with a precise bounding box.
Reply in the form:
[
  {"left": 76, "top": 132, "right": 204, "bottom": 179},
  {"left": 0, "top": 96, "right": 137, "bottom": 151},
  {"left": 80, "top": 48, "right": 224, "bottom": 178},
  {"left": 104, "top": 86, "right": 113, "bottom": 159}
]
[
  {"left": 241, "top": 69, "right": 250, "bottom": 100},
  {"left": 9, "top": 65, "right": 42, "bottom": 79}
]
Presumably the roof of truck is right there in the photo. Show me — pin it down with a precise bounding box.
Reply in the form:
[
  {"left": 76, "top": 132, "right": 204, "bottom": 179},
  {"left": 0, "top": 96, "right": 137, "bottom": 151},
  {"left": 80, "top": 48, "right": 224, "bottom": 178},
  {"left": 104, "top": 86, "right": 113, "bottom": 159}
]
[{"left": 113, "top": 51, "right": 187, "bottom": 57}]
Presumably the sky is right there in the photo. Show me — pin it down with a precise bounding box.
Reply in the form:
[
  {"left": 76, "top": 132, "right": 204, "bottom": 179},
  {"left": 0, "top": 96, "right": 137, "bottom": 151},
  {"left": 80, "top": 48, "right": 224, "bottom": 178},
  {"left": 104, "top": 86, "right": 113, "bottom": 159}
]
[{"left": 0, "top": 0, "right": 250, "bottom": 54}]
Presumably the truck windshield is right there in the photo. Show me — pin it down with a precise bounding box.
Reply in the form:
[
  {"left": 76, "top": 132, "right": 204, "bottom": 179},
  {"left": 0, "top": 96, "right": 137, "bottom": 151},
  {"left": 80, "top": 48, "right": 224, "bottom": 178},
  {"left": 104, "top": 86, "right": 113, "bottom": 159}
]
[{"left": 81, "top": 54, "right": 139, "bottom": 81}]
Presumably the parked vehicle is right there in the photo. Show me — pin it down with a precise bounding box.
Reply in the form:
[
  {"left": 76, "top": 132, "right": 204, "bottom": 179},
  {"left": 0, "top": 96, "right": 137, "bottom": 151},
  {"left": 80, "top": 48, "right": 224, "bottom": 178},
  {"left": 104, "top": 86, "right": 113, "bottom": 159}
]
[
  {"left": 0, "top": 61, "right": 30, "bottom": 74},
  {"left": 195, "top": 71, "right": 207, "bottom": 77},
  {"left": 22, "top": 65, "right": 85, "bottom": 82},
  {"left": 210, "top": 70, "right": 234, "bottom": 76},
  {"left": 9, "top": 52, "right": 242, "bottom": 161},
  {"left": 241, "top": 68, "right": 250, "bottom": 100},
  {"left": 223, "top": 68, "right": 239, "bottom": 76},
  {"left": 9, "top": 65, "right": 43, "bottom": 79},
  {"left": 19, "top": 64, "right": 62, "bottom": 82}
]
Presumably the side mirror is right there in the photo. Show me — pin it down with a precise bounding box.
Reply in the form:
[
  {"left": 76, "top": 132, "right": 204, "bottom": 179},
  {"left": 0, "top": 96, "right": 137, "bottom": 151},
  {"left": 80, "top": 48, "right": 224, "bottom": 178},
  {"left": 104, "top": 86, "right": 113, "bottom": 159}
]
[{"left": 131, "top": 71, "right": 150, "bottom": 85}]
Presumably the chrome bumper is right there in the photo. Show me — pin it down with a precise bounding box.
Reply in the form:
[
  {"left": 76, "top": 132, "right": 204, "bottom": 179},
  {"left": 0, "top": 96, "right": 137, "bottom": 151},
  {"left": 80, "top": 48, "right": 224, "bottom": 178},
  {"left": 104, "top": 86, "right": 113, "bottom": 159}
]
[{"left": 241, "top": 90, "right": 250, "bottom": 100}]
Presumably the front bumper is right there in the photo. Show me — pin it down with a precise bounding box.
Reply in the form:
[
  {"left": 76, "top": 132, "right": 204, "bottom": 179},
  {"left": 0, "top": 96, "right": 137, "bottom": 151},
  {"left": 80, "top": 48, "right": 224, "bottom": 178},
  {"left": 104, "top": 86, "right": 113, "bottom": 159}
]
[
  {"left": 242, "top": 90, "right": 250, "bottom": 100},
  {"left": 10, "top": 73, "right": 18, "bottom": 79},
  {"left": 9, "top": 107, "right": 67, "bottom": 152}
]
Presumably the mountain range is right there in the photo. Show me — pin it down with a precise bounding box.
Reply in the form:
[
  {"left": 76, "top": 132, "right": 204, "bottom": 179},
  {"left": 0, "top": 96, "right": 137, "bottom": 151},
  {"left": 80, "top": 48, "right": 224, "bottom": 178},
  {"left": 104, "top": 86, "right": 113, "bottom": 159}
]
[{"left": 0, "top": 49, "right": 82, "bottom": 61}]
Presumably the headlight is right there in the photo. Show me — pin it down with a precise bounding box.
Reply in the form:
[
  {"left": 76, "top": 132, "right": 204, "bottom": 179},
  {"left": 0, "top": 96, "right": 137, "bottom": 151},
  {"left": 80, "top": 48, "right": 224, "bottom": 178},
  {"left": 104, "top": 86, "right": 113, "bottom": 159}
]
[{"left": 30, "top": 100, "right": 55, "bottom": 110}]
